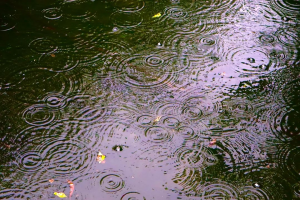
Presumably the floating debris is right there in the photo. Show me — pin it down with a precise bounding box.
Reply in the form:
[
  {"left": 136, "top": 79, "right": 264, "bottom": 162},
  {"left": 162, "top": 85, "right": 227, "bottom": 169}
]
[
  {"left": 50, "top": 54, "right": 55, "bottom": 58},
  {"left": 49, "top": 179, "right": 54, "bottom": 183},
  {"left": 209, "top": 139, "right": 217, "bottom": 146},
  {"left": 54, "top": 192, "right": 67, "bottom": 198},
  {"left": 68, "top": 180, "right": 75, "bottom": 198},
  {"left": 152, "top": 13, "right": 161, "bottom": 18},
  {"left": 114, "top": 145, "right": 122, "bottom": 152},
  {"left": 96, "top": 151, "right": 106, "bottom": 163},
  {"left": 154, "top": 116, "right": 162, "bottom": 122}
]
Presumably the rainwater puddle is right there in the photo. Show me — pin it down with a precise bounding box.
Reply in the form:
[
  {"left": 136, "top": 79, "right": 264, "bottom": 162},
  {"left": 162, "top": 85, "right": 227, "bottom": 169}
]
[{"left": 0, "top": 0, "right": 299, "bottom": 199}]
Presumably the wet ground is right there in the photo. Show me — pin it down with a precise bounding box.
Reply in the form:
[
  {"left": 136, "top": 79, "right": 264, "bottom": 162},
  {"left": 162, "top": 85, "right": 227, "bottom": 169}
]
[{"left": 0, "top": 0, "right": 300, "bottom": 199}]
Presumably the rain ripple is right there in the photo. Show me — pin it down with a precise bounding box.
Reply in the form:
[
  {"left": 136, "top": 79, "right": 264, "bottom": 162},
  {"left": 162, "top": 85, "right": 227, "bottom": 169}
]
[
  {"left": 22, "top": 104, "right": 58, "bottom": 126},
  {"left": 166, "top": 32, "right": 219, "bottom": 58},
  {"left": 134, "top": 144, "right": 175, "bottom": 168},
  {"left": 111, "top": 11, "right": 143, "bottom": 28},
  {"left": 100, "top": 173, "right": 125, "bottom": 193},
  {"left": 73, "top": 106, "right": 108, "bottom": 124},
  {"left": 0, "top": 189, "right": 22, "bottom": 199},
  {"left": 14, "top": 126, "right": 95, "bottom": 178},
  {"left": 144, "top": 126, "right": 173, "bottom": 144},
  {"left": 268, "top": 105, "right": 299, "bottom": 140},
  {"left": 240, "top": 186, "right": 270, "bottom": 200},
  {"left": 173, "top": 145, "right": 218, "bottom": 169},
  {"left": 16, "top": 135, "right": 94, "bottom": 177},
  {"left": 270, "top": 0, "right": 300, "bottom": 17},
  {"left": 62, "top": 0, "right": 97, "bottom": 20},
  {"left": 19, "top": 179, "right": 65, "bottom": 199},
  {"left": 0, "top": 2, "right": 16, "bottom": 32},
  {"left": 275, "top": 28, "right": 299, "bottom": 48},
  {"left": 73, "top": 169, "right": 127, "bottom": 197},
  {"left": 277, "top": 145, "right": 300, "bottom": 181},
  {"left": 223, "top": 47, "right": 280, "bottom": 77},
  {"left": 114, "top": 0, "right": 145, "bottom": 12},
  {"left": 29, "top": 38, "right": 58, "bottom": 54},
  {"left": 42, "top": 7, "right": 62, "bottom": 20},
  {"left": 121, "top": 192, "right": 146, "bottom": 200},
  {"left": 38, "top": 52, "right": 79, "bottom": 72},
  {"left": 43, "top": 92, "right": 67, "bottom": 109},
  {"left": 282, "top": 79, "right": 300, "bottom": 109},
  {"left": 200, "top": 181, "right": 239, "bottom": 199},
  {"left": 117, "top": 52, "right": 184, "bottom": 89}
]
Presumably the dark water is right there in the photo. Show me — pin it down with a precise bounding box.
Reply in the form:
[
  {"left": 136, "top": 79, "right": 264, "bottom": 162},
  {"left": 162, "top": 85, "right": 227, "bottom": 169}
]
[{"left": 0, "top": 0, "right": 300, "bottom": 199}]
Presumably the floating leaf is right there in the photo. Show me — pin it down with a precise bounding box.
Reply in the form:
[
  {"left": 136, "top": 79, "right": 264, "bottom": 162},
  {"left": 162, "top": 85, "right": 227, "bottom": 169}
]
[
  {"left": 54, "top": 192, "right": 67, "bottom": 198},
  {"left": 152, "top": 13, "right": 161, "bottom": 18},
  {"left": 154, "top": 116, "right": 162, "bottom": 122},
  {"left": 96, "top": 151, "right": 106, "bottom": 163},
  {"left": 49, "top": 179, "right": 54, "bottom": 183}
]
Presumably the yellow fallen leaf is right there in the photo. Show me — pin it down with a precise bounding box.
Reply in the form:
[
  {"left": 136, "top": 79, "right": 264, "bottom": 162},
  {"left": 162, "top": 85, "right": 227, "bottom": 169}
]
[
  {"left": 97, "top": 151, "right": 106, "bottom": 163},
  {"left": 154, "top": 116, "right": 162, "bottom": 122},
  {"left": 54, "top": 192, "right": 67, "bottom": 198},
  {"left": 152, "top": 13, "right": 161, "bottom": 18},
  {"left": 242, "top": 83, "right": 250, "bottom": 88}
]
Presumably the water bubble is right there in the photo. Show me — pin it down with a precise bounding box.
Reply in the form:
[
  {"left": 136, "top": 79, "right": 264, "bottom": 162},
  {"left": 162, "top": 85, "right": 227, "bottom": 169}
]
[
  {"left": 247, "top": 58, "right": 256, "bottom": 63},
  {"left": 253, "top": 183, "right": 261, "bottom": 188},
  {"left": 112, "top": 145, "right": 124, "bottom": 152},
  {"left": 112, "top": 27, "right": 119, "bottom": 32}
]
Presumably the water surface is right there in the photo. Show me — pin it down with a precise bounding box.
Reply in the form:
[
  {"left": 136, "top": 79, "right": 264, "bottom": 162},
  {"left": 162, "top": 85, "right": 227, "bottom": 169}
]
[{"left": 0, "top": 0, "right": 300, "bottom": 199}]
